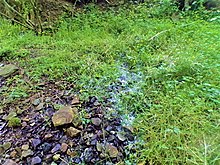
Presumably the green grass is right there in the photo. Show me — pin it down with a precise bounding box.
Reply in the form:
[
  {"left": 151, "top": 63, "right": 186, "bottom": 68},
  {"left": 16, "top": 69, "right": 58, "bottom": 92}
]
[{"left": 0, "top": 4, "right": 220, "bottom": 164}]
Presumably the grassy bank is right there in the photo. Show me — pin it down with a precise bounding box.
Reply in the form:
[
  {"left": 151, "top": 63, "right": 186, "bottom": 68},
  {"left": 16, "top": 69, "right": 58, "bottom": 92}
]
[{"left": 1, "top": 4, "right": 220, "bottom": 164}]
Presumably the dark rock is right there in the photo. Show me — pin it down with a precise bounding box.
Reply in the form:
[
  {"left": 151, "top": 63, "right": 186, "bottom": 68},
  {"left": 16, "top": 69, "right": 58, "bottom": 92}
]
[
  {"left": 31, "top": 156, "right": 42, "bottom": 165},
  {"left": 41, "top": 143, "right": 52, "bottom": 153},
  {"left": 51, "top": 144, "right": 61, "bottom": 153},
  {"left": 31, "top": 139, "right": 41, "bottom": 149}
]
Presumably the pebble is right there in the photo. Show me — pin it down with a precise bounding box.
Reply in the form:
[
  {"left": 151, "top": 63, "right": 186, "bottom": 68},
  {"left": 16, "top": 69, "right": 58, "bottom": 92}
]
[
  {"left": 66, "top": 127, "right": 81, "bottom": 137},
  {"left": 91, "top": 118, "right": 102, "bottom": 126},
  {"left": 31, "top": 156, "right": 42, "bottom": 165},
  {"left": 31, "top": 139, "right": 41, "bottom": 149},
  {"left": 21, "top": 149, "right": 34, "bottom": 158},
  {"left": 61, "top": 143, "right": 68, "bottom": 153},
  {"left": 3, "top": 159, "right": 18, "bottom": 165},
  {"left": 53, "top": 154, "right": 60, "bottom": 161},
  {"left": 21, "top": 144, "right": 29, "bottom": 151},
  {"left": 51, "top": 144, "right": 61, "bottom": 153}
]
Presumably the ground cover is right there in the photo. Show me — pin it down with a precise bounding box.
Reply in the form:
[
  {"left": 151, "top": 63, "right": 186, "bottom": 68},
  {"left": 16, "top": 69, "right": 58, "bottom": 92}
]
[{"left": 0, "top": 4, "right": 220, "bottom": 164}]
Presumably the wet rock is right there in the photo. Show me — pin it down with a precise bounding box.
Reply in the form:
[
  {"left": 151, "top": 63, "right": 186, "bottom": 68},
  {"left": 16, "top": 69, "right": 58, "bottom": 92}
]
[
  {"left": 66, "top": 127, "right": 81, "bottom": 137},
  {"left": 51, "top": 144, "right": 61, "bottom": 153},
  {"left": 53, "top": 154, "right": 60, "bottom": 161},
  {"left": 60, "top": 143, "right": 68, "bottom": 153},
  {"left": 91, "top": 118, "right": 102, "bottom": 126},
  {"left": 31, "top": 156, "right": 42, "bottom": 165},
  {"left": 3, "top": 159, "right": 18, "bottom": 165},
  {"left": 31, "top": 139, "right": 41, "bottom": 149},
  {"left": 21, "top": 149, "right": 34, "bottom": 158},
  {"left": 21, "top": 144, "right": 29, "bottom": 151},
  {"left": 106, "top": 144, "right": 119, "bottom": 158},
  {"left": 52, "top": 106, "right": 78, "bottom": 127},
  {"left": 0, "top": 64, "right": 18, "bottom": 78}
]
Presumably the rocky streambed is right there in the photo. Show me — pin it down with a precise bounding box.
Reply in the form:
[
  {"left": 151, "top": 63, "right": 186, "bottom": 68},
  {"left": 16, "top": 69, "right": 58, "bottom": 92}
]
[{"left": 0, "top": 64, "right": 135, "bottom": 165}]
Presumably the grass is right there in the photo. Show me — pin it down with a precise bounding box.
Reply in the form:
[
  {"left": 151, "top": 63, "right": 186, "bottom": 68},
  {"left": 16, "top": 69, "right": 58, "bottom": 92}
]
[{"left": 0, "top": 3, "right": 220, "bottom": 164}]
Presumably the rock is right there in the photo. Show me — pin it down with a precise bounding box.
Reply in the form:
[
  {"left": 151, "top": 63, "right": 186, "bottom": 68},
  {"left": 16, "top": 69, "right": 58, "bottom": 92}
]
[
  {"left": 3, "top": 159, "right": 18, "bottom": 165},
  {"left": 71, "top": 96, "right": 80, "bottom": 105},
  {"left": 116, "top": 132, "right": 126, "bottom": 142},
  {"left": 96, "top": 142, "right": 103, "bottom": 152},
  {"left": 106, "top": 144, "right": 119, "bottom": 158},
  {"left": 36, "top": 103, "right": 44, "bottom": 111},
  {"left": 53, "top": 154, "right": 60, "bottom": 161},
  {"left": 66, "top": 127, "right": 81, "bottom": 137},
  {"left": 41, "top": 142, "right": 52, "bottom": 153},
  {"left": 21, "top": 144, "right": 29, "bottom": 151},
  {"left": 60, "top": 143, "right": 68, "bottom": 153},
  {"left": 0, "top": 64, "right": 18, "bottom": 78},
  {"left": 44, "top": 134, "right": 53, "bottom": 139},
  {"left": 31, "top": 139, "right": 41, "bottom": 149},
  {"left": 31, "top": 156, "right": 42, "bottom": 165},
  {"left": 32, "top": 99, "right": 41, "bottom": 106},
  {"left": 91, "top": 118, "right": 102, "bottom": 126},
  {"left": 21, "top": 149, "right": 34, "bottom": 158},
  {"left": 67, "top": 149, "right": 76, "bottom": 157},
  {"left": 52, "top": 106, "right": 79, "bottom": 127},
  {"left": 51, "top": 144, "right": 61, "bottom": 153},
  {"left": 10, "top": 150, "right": 17, "bottom": 158},
  {"left": 3, "top": 142, "right": 12, "bottom": 151}
]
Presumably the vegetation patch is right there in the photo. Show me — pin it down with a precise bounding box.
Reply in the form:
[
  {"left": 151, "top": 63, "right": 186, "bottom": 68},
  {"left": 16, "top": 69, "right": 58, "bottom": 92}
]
[{"left": 0, "top": 2, "right": 220, "bottom": 164}]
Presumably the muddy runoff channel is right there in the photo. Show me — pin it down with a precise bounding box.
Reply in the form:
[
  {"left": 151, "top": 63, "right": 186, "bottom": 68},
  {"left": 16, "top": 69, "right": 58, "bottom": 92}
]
[{"left": 0, "top": 61, "right": 144, "bottom": 164}]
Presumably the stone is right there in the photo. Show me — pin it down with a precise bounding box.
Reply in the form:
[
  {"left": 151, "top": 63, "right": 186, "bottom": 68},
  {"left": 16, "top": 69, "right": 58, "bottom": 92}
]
[
  {"left": 31, "top": 139, "right": 41, "bottom": 149},
  {"left": 61, "top": 143, "right": 68, "bottom": 153},
  {"left": 52, "top": 106, "right": 78, "bottom": 127},
  {"left": 0, "top": 64, "right": 18, "bottom": 78},
  {"left": 91, "top": 117, "right": 102, "bottom": 126},
  {"left": 66, "top": 127, "right": 81, "bottom": 137},
  {"left": 21, "top": 144, "right": 29, "bottom": 150},
  {"left": 3, "top": 159, "right": 18, "bottom": 165},
  {"left": 116, "top": 132, "right": 126, "bottom": 142},
  {"left": 31, "top": 156, "right": 42, "bottom": 165},
  {"left": 53, "top": 154, "right": 60, "bottom": 161},
  {"left": 3, "top": 142, "right": 12, "bottom": 151},
  {"left": 10, "top": 150, "right": 17, "bottom": 158},
  {"left": 106, "top": 144, "right": 119, "bottom": 158},
  {"left": 21, "top": 149, "right": 34, "bottom": 158},
  {"left": 71, "top": 96, "right": 80, "bottom": 105},
  {"left": 51, "top": 144, "right": 61, "bottom": 153},
  {"left": 96, "top": 142, "right": 103, "bottom": 152},
  {"left": 32, "top": 99, "right": 41, "bottom": 106},
  {"left": 67, "top": 149, "right": 77, "bottom": 157},
  {"left": 36, "top": 103, "right": 44, "bottom": 111}
]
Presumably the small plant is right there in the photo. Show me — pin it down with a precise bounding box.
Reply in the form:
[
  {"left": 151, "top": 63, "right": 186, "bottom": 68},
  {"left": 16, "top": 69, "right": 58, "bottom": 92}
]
[{"left": 8, "top": 117, "right": 21, "bottom": 127}]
